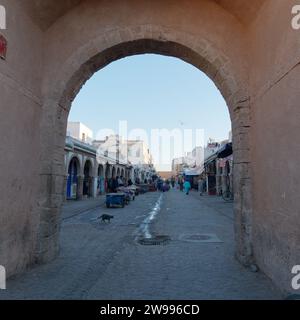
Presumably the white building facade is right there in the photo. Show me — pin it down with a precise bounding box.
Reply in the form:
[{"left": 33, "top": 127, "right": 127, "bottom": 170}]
[
  {"left": 67, "top": 122, "right": 94, "bottom": 144},
  {"left": 93, "top": 135, "right": 155, "bottom": 183}
]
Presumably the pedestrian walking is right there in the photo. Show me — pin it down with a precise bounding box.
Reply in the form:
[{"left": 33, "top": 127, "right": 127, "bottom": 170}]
[
  {"left": 179, "top": 179, "right": 184, "bottom": 192},
  {"left": 157, "top": 179, "right": 163, "bottom": 191},
  {"left": 171, "top": 177, "right": 175, "bottom": 189},
  {"left": 112, "top": 177, "right": 119, "bottom": 192},
  {"left": 183, "top": 180, "right": 191, "bottom": 195},
  {"left": 198, "top": 178, "right": 206, "bottom": 196}
]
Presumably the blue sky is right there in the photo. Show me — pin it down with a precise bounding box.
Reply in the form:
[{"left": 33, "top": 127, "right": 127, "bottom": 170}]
[{"left": 69, "top": 54, "right": 231, "bottom": 170}]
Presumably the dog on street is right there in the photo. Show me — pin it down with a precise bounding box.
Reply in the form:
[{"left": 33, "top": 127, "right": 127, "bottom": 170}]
[{"left": 98, "top": 214, "right": 114, "bottom": 223}]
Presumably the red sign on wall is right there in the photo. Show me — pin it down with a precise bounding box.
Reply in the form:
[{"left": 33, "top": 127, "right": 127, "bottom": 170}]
[{"left": 0, "top": 34, "right": 7, "bottom": 60}]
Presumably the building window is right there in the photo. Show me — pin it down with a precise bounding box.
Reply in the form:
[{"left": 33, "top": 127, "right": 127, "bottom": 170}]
[{"left": 82, "top": 133, "right": 86, "bottom": 142}]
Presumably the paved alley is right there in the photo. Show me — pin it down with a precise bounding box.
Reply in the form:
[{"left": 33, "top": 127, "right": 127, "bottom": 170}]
[{"left": 0, "top": 190, "right": 282, "bottom": 300}]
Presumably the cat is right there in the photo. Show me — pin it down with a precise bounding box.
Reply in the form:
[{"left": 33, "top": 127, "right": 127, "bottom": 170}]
[{"left": 98, "top": 214, "right": 114, "bottom": 223}]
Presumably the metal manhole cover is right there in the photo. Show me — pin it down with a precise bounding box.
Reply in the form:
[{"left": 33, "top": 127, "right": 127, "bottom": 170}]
[
  {"left": 187, "top": 235, "right": 211, "bottom": 241},
  {"left": 137, "top": 235, "right": 171, "bottom": 246},
  {"left": 179, "top": 233, "right": 222, "bottom": 243}
]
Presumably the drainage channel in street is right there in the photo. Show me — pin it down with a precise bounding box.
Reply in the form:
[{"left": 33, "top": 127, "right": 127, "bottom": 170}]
[
  {"left": 178, "top": 233, "right": 223, "bottom": 243},
  {"left": 134, "top": 194, "right": 171, "bottom": 246}
]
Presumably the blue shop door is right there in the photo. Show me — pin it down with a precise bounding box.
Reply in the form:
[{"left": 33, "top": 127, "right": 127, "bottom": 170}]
[{"left": 66, "top": 175, "right": 72, "bottom": 198}]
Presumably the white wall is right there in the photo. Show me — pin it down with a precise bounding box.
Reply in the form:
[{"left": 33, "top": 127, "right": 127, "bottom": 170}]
[{"left": 67, "top": 122, "right": 93, "bottom": 143}]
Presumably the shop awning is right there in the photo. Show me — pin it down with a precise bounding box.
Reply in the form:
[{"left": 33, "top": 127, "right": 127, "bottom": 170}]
[
  {"left": 184, "top": 168, "right": 202, "bottom": 176},
  {"left": 204, "top": 153, "right": 218, "bottom": 166},
  {"left": 217, "top": 143, "right": 232, "bottom": 159}
]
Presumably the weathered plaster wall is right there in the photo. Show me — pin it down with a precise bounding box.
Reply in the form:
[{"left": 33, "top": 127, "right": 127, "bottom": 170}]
[
  {"left": 249, "top": 0, "right": 300, "bottom": 293},
  {"left": 0, "top": 0, "right": 43, "bottom": 275}
]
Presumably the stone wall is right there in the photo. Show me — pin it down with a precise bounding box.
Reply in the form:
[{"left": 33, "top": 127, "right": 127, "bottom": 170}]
[
  {"left": 249, "top": 0, "right": 300, "bottom": 293},
  {"left": 0, "top": 0, "right": 43, "bottom": 275}
]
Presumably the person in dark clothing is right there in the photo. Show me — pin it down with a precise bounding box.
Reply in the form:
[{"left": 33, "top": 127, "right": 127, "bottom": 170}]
[
  {"left": 179, "top": 179, "right": 184, "bottom": 192},
  {"left": 157, "top": 179, "right": 163, "bottom": 191},
  {"left": 171, "top": 177, "right": 175, "bottom": 188},
  {"left": 108, "top": 178, "right": 113, "bottom": 193},
  {"left": 112, "top": 177, "right": 119, "bottom": 192}
]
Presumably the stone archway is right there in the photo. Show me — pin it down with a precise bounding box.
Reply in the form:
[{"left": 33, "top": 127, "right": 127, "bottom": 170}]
[
  {"left": 83, "top": 160, "right": 93, "bottom": 197},
  {"left": 97, "top": 164, "right": 105, "bottom": 195},
  {"left": 111, "top": 166, "right": 117, "bottom": 179},
  {"left": 105, "top": 164, "right": 111, "bottom": 179},
  {"left": 121, "top": 169, "right": 125, "bottom": 180},
  {"left": 37, "top": 30, "right": 252, "bottom": 268},
  {"left": 98, "top": 164, "right": 104, "bottom": 177},
  {"left": 66, "top": 156, "right": 80, "bottom": 200}
]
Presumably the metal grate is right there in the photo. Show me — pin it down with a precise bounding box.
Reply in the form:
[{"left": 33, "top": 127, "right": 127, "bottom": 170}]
[
  {"left": 137, "top": 235, "right": 171, "bottom": 246},
  {"left": 186, "top": 235, "right": 211, "bottom": 241}
]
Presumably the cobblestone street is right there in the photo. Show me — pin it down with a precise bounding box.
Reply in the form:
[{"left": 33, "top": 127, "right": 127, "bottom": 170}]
[{"left": 0, "top": 190, "right": 282, "bottom": 300}]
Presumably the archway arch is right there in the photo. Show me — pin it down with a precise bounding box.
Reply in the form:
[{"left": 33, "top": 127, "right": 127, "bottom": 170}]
[
  {"left": 111, "top": 166, "right": 116, "bottom": 179},
  {"left": 65, "top": 155, "right": 82, "bottom": 176},
  {"left": 83, "top": 160, "right": 93, "bottom": 198},
  {"left": 38, "top": 30, "right": 252, "bottom": 267},
  {"left": 104, "top": 164, "right": 111, "bottom": 193},
  {"left": 105, "top": 164, "right": 111, "bottom": 179},
  {"left": 121, "top": 169, "right": 125, "bottom": 180},
  {"left": 97, "top": 164, "right": 105, "bottom": 195},
  {"left": 98, "top": 164, "right": 104, "bottom": 177},
  {"left": 66, "top": 156, "right": 80, "bottom": 200}
]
